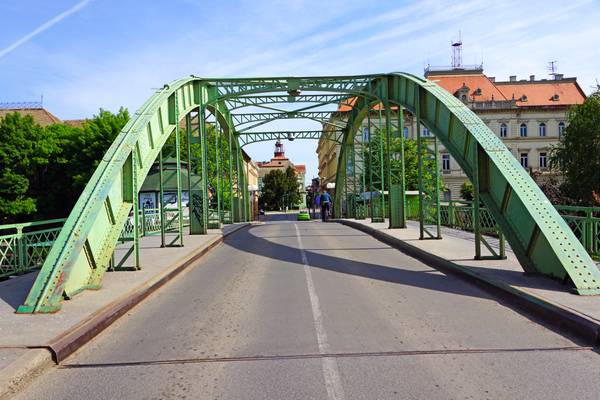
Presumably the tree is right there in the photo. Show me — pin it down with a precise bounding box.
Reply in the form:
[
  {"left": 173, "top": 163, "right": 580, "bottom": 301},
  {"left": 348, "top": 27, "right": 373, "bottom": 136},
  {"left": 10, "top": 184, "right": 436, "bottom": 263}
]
[
  {"left": 551, "top": 88, "right": 600, "bottom": 206},
  {"left": 0, "top": 113, "right": 55, "bottom": 222},
  {"left": 0, "top": 108, "right": 129, "bottom": 223},
  {"left": 460, "top": 181, "right": 474, "bottom": 201},
  {"left": 260, "top": 167, "right": 299, "bottom": 210}
]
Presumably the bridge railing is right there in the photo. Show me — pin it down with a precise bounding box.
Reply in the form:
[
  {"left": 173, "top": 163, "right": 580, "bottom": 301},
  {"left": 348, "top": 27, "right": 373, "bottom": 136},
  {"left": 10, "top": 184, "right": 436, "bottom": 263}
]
[
  {"left": 118, "top": 207, "right": 191, "bottom": 241},
  {"left": 420, "top": 200, "right": 600, "bottom": 258},
  {"left": 1, "top": 208, "right": 195, "bottom": 278},
  {"left": 0, "top": 218, "right": 66, "bottom": 278}
]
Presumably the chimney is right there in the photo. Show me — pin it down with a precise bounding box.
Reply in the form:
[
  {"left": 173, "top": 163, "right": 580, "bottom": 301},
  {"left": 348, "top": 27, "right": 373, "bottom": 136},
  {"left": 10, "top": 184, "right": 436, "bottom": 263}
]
[
  {"left": 509, "top": 75, "right": 517, "bottom": 82},
  {"left": 530, "top": 75, "right": 535, "bottom": 81},
  {"left": 489, "top": 76, "right": 495, "bottom": 82}
]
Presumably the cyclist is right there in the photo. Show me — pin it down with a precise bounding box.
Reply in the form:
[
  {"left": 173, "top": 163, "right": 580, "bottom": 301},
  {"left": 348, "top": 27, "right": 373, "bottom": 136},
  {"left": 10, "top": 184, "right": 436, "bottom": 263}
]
[{"left": 320, "top": 190, "right": 332, "bottom": 222}]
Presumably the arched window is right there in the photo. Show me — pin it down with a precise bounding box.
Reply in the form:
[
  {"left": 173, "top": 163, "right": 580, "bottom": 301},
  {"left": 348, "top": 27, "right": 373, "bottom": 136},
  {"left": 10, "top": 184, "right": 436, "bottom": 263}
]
[
  {"left": 403, "top": 127, "right": 409, "bottom": 138},
  {"left": 500, "top": 123, "right": 508, "bottom": 138},
  {"left": 422, "top": 127, "right": 430, "bottom": 136},
  {"left": 520, "top": 123, "right": 528, "bottom": 137},
  {"left": 539, "top": 122, "right": 546, "bottom": 137},
  {"left": 558, "top": 122, "right": 565, "bottom": 136}
]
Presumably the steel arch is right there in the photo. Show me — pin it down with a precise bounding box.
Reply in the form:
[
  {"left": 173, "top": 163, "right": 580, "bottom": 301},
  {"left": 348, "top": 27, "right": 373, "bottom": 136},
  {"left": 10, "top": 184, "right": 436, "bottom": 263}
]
[
  {"left": 19, "top": 73, "right": 600, "bottom": 313},
  {"left": 335, "top": 73, "right": 600, "bottom": 294}
]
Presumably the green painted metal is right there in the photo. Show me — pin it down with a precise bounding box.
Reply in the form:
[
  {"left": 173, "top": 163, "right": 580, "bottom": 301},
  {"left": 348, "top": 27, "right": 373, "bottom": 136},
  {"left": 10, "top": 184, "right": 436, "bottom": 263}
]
[
  {"left": 17, "top": 73, "right": 600, "bottom": 313},
  {"left": 438, "top": 200, "right": 506, "bottom": 259},
  {"left": 158, "top": 149, "right": 166, "bottom": 246},
  {"left": 335, "top": 73, "right": 600, "bottom": 294},
  {"left": 0, "top": 219, "right": 66, "bottom": 278}
]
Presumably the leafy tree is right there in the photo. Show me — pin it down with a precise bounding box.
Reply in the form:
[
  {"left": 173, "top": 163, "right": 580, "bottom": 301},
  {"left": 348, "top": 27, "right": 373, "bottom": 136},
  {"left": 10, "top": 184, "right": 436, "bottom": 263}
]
[
  {"left": 551, "top": 89, "right": 600, "bottom": 206},
  {"left": 0, "top": 113, "right": 55, "bottom": 222},
  {"left": 0, "top": 108, "right": 129, "bottom": 223},
  {"left": 460, "top": 181, "right": 474, "bottom": 201},
  {"left": 260, "top": 166, "right": 299, "bottom": 210}
]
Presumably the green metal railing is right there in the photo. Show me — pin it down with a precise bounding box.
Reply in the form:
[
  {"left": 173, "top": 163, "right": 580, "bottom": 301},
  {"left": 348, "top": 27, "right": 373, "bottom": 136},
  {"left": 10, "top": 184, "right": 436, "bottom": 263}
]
[
  {"left": 555, "top": 206, "right": 600, "bottom": 258},
  {"left": 119, "top": 208, "right": 190, "bottom": 241},
  {"left": 427, "top": 201, "right": 600, "bottom": 258},
  {"left": 0, "top": 218, "right": 66, "bottom": 278},
  {"left": 0, "top": 207, "right": 196, "bottom": 278}
]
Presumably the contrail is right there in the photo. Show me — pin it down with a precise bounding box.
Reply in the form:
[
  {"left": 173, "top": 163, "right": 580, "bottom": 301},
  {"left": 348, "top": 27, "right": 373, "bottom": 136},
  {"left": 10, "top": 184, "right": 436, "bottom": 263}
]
[{"left": 0, "top": 0, "right": 93, "bottom": 60}]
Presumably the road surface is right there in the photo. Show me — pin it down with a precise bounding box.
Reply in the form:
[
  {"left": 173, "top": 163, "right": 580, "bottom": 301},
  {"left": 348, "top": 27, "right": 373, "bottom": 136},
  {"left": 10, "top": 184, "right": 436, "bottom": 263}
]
[{"left": 15, "top": 215, "right": 600, "bottom": 399}]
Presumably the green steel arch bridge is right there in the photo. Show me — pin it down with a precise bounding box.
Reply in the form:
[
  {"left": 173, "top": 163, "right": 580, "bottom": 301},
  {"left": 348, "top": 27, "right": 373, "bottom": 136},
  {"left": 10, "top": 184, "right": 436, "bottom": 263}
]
[{"left": 17, "top": 73, "right": 600, "bottom": 314}]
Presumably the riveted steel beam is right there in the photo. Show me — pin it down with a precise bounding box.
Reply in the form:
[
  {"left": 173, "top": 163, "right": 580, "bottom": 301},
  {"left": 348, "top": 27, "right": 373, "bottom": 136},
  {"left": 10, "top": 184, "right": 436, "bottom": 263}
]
[{"left": 19, "top": 73, "right": 600, "bottom": 313}]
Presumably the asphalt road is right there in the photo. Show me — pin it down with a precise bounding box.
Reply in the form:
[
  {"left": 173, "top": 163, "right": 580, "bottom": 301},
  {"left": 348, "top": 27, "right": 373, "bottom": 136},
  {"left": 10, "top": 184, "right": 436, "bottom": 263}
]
[{"left": 14, "top": 215, "right": 600, "bottom": 399}]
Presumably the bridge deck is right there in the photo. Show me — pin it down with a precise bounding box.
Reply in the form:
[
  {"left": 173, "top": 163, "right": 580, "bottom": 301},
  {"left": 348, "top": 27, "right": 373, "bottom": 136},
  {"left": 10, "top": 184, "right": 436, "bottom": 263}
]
[{"left": 13, "top": 216, "right": 600, "bottom": 399}]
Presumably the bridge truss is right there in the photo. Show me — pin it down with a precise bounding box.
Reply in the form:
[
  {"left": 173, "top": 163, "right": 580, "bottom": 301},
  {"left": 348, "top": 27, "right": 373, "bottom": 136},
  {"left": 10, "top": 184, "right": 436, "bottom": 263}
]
[{"left": 18, "top": 74, "right": 600, "bottom": 313}]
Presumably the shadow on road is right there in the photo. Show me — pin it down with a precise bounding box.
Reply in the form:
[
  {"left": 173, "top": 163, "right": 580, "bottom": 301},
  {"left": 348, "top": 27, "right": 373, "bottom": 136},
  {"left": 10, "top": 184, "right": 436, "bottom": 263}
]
[{"left": 224, "top": 222, "right": 592, "bottom": 346}]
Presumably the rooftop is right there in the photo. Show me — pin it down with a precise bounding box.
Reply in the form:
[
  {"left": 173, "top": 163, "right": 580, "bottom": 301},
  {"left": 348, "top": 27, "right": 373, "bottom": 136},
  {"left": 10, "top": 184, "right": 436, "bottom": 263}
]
[{"left": 425, "top": 68, "right": 585, "bottom": 108}]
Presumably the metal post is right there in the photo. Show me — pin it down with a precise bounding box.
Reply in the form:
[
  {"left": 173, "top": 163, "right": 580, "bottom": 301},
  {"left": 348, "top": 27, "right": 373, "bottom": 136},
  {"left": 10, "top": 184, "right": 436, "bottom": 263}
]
[
  {"left": 378, "top": 107, "right": 386, "bottom": 223},
  {"left": 174, "top": 93, "right": 184, "bottom": 247},
  {"left": 351, "top": 137, "right": 357, "bottom": 219},
  {"left": 398, "top": 106, "right": 407, "bottom": 228},
  {"left": 433, "top": 136, "right": 442, "bottom": 239},
  {"left": 186, "top": 112, "right": 193, "bottom": 234},
  {"left": 199, "top": 106, "right": 209, "bottom": 232},
  {"left": 367, "top": 109, "right": 374, "bottom": 221},
  {"left": 472, "top": 142, "right": 482, "bottom": 259},
  {"left": 159, "top": 149, "right": 166, "bottom": 247},
  {"left": 227, "top": 127, "right": 234, "bottom": 224},
  {"left": 216, "top": 118, "right": 222, "bottom": 225},
  {"left": 16, "top": 227, "right": 25, "bottom": 272},
  {"left": 416, "top": 93, "right": 425, "bottom": 239},
  {"left": 385, "top": 103, "right": 395, "bottom": 228},
  {"left": 132, "top": 149, "right": 140, "bottom": 269}
]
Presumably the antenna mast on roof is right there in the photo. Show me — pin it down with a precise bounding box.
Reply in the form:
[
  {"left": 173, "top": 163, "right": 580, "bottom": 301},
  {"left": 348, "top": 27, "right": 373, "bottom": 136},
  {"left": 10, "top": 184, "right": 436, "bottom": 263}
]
[
  {"left": 451, "top": 31, "right": 463, "bottom": 69},
  {"left": 548, "top": 61, "right": 558, "bottom": 79}
]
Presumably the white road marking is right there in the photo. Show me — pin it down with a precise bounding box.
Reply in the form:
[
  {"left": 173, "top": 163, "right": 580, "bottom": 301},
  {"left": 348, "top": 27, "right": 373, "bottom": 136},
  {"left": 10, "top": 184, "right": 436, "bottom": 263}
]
[{"left": 295, "top": 224, "right": 346, "bottom": 400}]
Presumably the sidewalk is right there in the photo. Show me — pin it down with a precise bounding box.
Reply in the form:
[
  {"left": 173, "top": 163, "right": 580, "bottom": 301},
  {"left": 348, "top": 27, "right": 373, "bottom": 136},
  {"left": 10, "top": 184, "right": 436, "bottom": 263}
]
[
  {"left": 0, "top": 223, "right": 248, "bottom": 397},
  {"left": 338, "top": 219, "right": 600, "bottom": 343}
]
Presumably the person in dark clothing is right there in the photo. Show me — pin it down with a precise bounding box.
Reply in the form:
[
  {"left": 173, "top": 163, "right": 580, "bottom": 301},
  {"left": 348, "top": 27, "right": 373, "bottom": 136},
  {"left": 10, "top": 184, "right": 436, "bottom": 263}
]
[{"left": 320, "top": 190, "right": 332, "bottom": 222}]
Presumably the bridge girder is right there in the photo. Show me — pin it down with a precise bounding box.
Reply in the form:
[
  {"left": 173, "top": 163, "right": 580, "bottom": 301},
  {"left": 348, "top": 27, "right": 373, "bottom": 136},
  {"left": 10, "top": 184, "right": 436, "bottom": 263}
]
[{"left": 18, "top": 73, "right": 600, "bottom": 313}]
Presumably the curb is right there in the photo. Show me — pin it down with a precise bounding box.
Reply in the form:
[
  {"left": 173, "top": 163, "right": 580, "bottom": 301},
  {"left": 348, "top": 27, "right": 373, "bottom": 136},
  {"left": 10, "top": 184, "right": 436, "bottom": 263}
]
[
  {"left": 337, "top": 219, "right": 600, "bottom": 345},
  {"left": 48, "top": 222, "right": 251, "bottom": 363},
  {"left": 0, "top": 222, "right": 251, "bottom": 397},
  {"left": 0, "top": 349, "right": 53, "bottom": 400}
]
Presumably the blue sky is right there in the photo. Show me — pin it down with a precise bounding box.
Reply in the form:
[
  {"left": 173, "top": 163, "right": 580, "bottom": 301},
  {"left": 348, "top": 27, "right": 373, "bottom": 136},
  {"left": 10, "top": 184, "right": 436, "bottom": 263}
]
[{"left": 1, "top": 0, "right": 599, "bottom": 182}]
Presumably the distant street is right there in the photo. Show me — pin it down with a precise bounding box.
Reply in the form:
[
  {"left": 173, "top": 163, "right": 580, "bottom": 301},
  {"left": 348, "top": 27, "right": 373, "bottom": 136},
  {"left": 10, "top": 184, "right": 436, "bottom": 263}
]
[{"left": 15, "top": 215, "right": 600, "bottom": 399}]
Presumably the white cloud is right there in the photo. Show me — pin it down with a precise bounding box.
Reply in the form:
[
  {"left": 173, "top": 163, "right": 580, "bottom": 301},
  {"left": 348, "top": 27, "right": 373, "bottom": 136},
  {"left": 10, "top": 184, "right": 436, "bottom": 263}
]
[
  {"left": 0, "top": 0, "right": 94, "bottom": 60},
  {"left": 5, "top": 0, "right": 600, "bottom": 182}
]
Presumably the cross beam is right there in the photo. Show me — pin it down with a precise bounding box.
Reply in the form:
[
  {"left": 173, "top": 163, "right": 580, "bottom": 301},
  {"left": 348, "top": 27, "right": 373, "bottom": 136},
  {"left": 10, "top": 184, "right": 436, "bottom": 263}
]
[{"left": 237, "top": 129, "right": 343, "bottom": 146}]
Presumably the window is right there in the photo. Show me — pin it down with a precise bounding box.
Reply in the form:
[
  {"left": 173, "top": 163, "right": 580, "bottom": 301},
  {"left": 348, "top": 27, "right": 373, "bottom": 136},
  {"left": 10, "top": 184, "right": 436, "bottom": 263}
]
[
  {"left": 520, "top": 152, "right": 529, "bottom": 168},
  {"left": 539, "top": 152, "right": 547, "bottom": 168},
  {"left": 442, "top": 154, "right": 450, "bottom": 172},
  {"left": 422, "top": 127, "right": 430, "bottom": 136},
  {"left": 558, "top": 122, "right": 565, "bottom": 137},
  {"left": 500, "top": 123, "right": 508, "bottom": 138},
  {"left": 403, "top": 127, "right": 409, "bottom": 138},
  {"left": 539, "top": 122, "right": 546, "bottom": 137},
  {"left": 520, "top": 123, "right": 528, "bottom": 137}
]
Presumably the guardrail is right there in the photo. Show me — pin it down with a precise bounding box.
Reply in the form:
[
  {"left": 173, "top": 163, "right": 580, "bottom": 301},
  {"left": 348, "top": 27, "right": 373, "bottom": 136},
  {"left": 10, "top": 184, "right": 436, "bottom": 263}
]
[
  {"left": 118, "top": 208, "right": 190, "bottom": 241},
  {"left": 0, "top": 218, "right": 66, "bottom": 278},
  {"left": 1, "top": 208, "right": 194, "bottom": 278},
  {"left": 434, "top": 201, "right": 600, "bottom": 258}
]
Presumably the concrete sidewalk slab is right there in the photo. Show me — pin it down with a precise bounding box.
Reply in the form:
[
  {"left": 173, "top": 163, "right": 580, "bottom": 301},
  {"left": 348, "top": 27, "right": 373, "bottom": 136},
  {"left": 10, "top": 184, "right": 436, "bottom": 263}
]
[
  {"left": 338, "top": 219, "right": 600, "bottom": 344},
  {"left": 0, "top": 223, "right": 249, "bottom": 398}
]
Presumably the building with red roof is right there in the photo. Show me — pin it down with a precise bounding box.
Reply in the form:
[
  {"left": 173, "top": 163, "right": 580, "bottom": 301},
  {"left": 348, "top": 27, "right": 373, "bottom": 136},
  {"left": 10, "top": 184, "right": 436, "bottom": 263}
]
[
  {"left": 257, "top": 140, "right": 307, "bottom": 208},
  {"left": 317, "top": 64, "right": 586, "bottom": 200}
]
